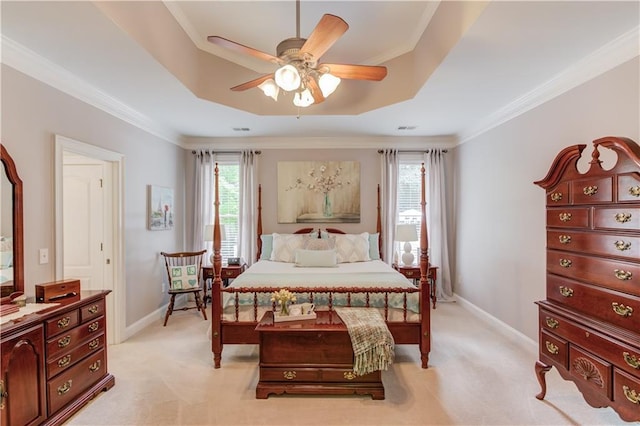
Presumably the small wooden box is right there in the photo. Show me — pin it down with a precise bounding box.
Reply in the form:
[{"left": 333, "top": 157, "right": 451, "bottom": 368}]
[{"left": 35, "top": 279, "right": 81, "bottom": 303}]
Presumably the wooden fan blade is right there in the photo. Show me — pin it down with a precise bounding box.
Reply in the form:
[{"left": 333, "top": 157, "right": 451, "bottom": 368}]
[
  {"left": 301, "top": 14, "right": 348, "bottom": 60},
  {"left": 307, "top": 78, "right": 325, "bottom": 105},
  {"left": 207, "top": 36, "right": 280, "bottom": 64},
  {"left": 230, "top": 74, "right": 274, "bottom": 92},
  {"left": 320, "top": 63, "right": 388, "bottom": 81}
]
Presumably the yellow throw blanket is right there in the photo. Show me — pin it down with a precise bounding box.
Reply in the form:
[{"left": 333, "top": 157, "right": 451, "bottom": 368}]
[{"left": 335, "top": 308, "right": 395, "bottom": 376}]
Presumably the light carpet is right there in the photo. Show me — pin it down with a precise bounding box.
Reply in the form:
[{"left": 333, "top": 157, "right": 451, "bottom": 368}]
[{"left": 67, "top": 300, "right": 626, "bottom": 425}]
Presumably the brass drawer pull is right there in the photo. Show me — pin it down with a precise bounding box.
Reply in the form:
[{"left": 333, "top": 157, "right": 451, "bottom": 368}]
[
  {"left": 0, "top": 380, "right": 6, "bottom": 410},
  {"left": 88, "top": 338, "right": 100, "bottom": 350},
  {"left": 343, "top": 371, "right": 357, "bottom": 380},
  {"left": 612, "top": 302, "right": 633, "bottom": 317},
  {"left": 89, "top": 360, "right": 101, "bottom": 372},
  {"left": 630, "top": 186, "right": 640, "bottom": 197},
  {"left": 615, "top": 212, "right": 632, "bottom": 223},
  {"left": 558, "top": 235, "right": 571, "bottom": 244},
  {"left": 57, "top": 316, "right": 71, "bottom": 329},
  {"left": 559, "top": 286, "right": 574, "bottom": 297},
  {"left": 283, "top": 371, "right": 296, "bottom": 380},
  {"left": 614, "top": 269, "right": 632, "bottom": 281},
  {"left": 57, "top": 355, "right": 72, "bottom": 368},
  {"left": 545, "top": 341, "right": 559, "bottom": 355},
  {"left": 623, "top": 352, "right": 640, "bottom": 369},
  {"left": 88, "top": 305, "right": 99, "bottom": 314},
  {"left": 559, "top": 258, "right": 572, "bottom": 268},
  {"left": 559, "top": 212, "right": 572, "bottom": 222},
  {"left": 58, "top": 335, "right": 72, "bottom": 348},
  {"left": 545, "top": 317, "right": 559, "bottom": 329},
  {"left": 614, "top": 240, "right": 631, "bottom": 251},
  {"left": 88, "top": 321, "right": 99, "bottom": 332},
  {"left": 57, "top": 380, "right": 72, "bottom": 395},
  {"left": 550, "top": 192, "right": 563, "bottom": 202},
  {"left": 623, "top": 385, "right": 639, "bottom": 404},
  {"left": 583, "top": 185, "right": 598, "bottom": 196}
]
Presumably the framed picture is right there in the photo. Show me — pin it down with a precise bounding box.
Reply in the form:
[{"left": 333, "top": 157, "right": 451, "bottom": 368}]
[
  {"left": 277, "top": 161, "right": 360, "bottom": 224},
  {"left": 148, "top": 185, "right": 174, "bottom": 230}
]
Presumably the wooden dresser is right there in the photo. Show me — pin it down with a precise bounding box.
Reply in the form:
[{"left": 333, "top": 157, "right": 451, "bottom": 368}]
[
  {"left": 255, "top": 311, "right": 384, "bottom": 400},
  {"left": 534, "top": 136, "right": 640, "bottom": 422},
  {"left": 1, "top": 290, "right": 115, "bottom": 426}
]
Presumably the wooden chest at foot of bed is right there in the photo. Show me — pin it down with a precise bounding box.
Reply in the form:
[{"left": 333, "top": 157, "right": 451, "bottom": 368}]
[{"left": 255, "top": 310, "right": 384, "bottom": 399}]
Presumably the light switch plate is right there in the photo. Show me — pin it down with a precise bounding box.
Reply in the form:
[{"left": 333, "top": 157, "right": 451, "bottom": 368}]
[{"left": 39, "top": 248, "right": 49, "bottom": 264}]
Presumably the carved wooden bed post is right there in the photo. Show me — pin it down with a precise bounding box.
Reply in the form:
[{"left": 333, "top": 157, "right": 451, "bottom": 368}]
[
  {"left": 211, "top": 163, "right": 224, "bottom": 368},
  {"left": 418, "top": 162, "right": 431, "bottom": 368}
]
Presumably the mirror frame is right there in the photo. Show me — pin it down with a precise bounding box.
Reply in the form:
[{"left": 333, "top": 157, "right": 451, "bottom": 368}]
[{"left": 0, "top": 144, "right": 24, "bottom": 301}]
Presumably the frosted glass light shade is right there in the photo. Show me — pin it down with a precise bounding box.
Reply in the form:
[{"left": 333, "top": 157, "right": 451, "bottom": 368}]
[
  {"left": 319, "top": 73, "right": 341, "bottom": 97},
  {"left": 293, "top": 88, "right": 314, "bottom": 107},
  {"left": 274, "top": 64, "right": 301, "bottom": 91},
  {"left": 258, "top": 79, "right": 279, "bottom": 101}
]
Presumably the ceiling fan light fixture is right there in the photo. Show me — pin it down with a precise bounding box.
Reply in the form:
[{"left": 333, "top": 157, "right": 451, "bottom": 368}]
[
  {"left": 258, "top": 79, "right": 279, "bottom": 101},
  {"left": 275, "top": 64, "right": 301, "bottom": 91},
  {"left": 293, "top": 88, "right": 314, "bottom": 107},
  {"left": 318, "top": 73, "right": 341, "bottom": 98}
]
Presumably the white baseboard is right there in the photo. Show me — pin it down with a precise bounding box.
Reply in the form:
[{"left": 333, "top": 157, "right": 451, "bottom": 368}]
[
  {"left": 122, "top": 294, "right": 189, "bottom": 340},
  {"left": 454, "top": 293, "right": 538, "bottom": 355}
]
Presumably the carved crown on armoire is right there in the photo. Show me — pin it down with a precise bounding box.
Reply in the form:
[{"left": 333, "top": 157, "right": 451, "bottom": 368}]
[{"left": 534, "top": 136, "right": 640, "bottom": 422}]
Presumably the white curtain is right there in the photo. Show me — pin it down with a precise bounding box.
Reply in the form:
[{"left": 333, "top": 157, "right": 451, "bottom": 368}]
[
  {"left": 380, "top": 149, "right": 399, "bottom": 264},
  {"left": 193, "top": 150, "right": 216, "bottom": 261},
  {"left": 424, "top": 150, "right": 453, "bottom": 299},
  {"left": 238, "top": 150, "right": 258, "bottom": 266}
]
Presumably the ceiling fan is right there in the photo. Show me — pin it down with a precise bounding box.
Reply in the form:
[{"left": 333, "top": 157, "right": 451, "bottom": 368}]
[{"left": 207, "top": 0, "right": 387, "bottom": 108}]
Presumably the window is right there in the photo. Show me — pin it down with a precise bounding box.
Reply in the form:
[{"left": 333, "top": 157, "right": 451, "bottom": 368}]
[
  {"left": 215, "top": 161, "right": 240, "bottom": 261},
  {"left": 397, "top": 158, "right": 423, "bottom": 260}
]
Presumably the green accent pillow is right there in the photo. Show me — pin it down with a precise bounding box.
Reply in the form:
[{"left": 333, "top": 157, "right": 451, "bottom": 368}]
[
  {"left": 369, "top": 233, "right": 381, "bottom": 260},
  {"left": 170, "top": 264, "right": 198, "bottom": 290},
  {"left": 259, "top": 234, "right": 273, "bottom": 260}
]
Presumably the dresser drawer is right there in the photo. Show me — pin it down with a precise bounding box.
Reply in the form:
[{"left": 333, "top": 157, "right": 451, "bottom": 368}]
[
  {"left": 546, "top": 230, "right": 640, "bottom": 261},
  {"left": 260, "top": 367, "right": 321, "bottom": 382},
  {"left": 540, "top": 329, "right": 568, "bottom": 369},
  {"left": 547, "top": 208, "right": 590, "bottom": 228},
  {"left": 46, "top": 316, "right": 105, "bottom": 358},
  {"left": 570, "top": 346, "right": 612, "bottom": 399},
  {"left": 546, "top": 182, "right": 570, "bottom": 206},
  {"left": 47, "top": 349, "right": 106, "bottom": 414},
  {"left": 571, "top": 177, "right": 613, "bottom": 205},
  {"left": 618, "top": 173, "right": 640, "bottom": 202},
  {"left": 593, "top": 206, "right": 640, "bottom": 231},
  {"left": 321, "top": 368, "right": 381, "bottom": 383},
  {"left": 547, "top": 250, "right": 640, "bottom": 296},
  {"left": 613, "top": 369, "right": 640, "bottom": 412},
  {"left": 45, "top": 309, "right": 80, "bottom": 338},
  {"left": 547, "top": 276, "right": 640, "bottom": 332},
  {"left": 81, "top": 299, "right": 106, "bottom": 322},
  {"left": 539, "top": 307, "right": 640, "bottom": 377},
  {"left": 46, "top": 333, "right": 105, "bottom": 380}
]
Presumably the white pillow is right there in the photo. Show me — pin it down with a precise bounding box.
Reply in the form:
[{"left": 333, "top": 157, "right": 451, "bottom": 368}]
[
  {"left": 302, "top": 235, "right": 335, "bottom": 251},
  {"left": 334, "top": 232, "right": 371, "bottom": 263},
  {"left": 270, "top": 233, "right": 306, "bottom": 263},
  {"left": 169, "top": 264, "right": 199, "bottom": 290},
  {"left": 295, "top": 249, "right": 338, "bottom": 267}
]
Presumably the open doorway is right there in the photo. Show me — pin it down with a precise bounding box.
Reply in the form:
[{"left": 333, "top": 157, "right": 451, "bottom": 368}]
[{"left": 54, "top": 135, "right": 124, "bottom": 345}]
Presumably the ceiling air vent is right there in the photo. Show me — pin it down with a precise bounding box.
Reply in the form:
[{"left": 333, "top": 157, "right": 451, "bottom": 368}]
[
  {"left": 232, "top": 127, "right": 251, "bottom": 132},
  {"left": 397, "top": 126, "right": 417, "bottom": 131}
]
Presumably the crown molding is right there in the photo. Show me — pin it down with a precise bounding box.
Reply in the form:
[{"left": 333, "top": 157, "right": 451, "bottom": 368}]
[
  {"left": 458, "top": 26, "right": 640, "bottom": 145},
  {"left": 1, "top": 35, "right": 183, "bottom": 146},
  {"left": 183, "top": 135, "right": 458, "bottom": 151}
]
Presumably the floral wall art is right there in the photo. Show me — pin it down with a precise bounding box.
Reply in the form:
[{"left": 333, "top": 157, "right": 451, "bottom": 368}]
[{"left": 277, "top": 161, "right": 360, "bottom": 224}]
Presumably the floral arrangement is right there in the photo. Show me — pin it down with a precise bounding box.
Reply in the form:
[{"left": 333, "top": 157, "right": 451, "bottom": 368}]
[
  {"left": 286, "top": 164, "right": 350, "bottom": 196},
  {"left": 271, "top": 289, "right": 297, "bottom": 316}
]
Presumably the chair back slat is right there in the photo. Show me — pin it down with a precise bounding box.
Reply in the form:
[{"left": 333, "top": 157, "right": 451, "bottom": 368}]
[{"left": 160, "top": 250, "right": 206, "bottom": 290}]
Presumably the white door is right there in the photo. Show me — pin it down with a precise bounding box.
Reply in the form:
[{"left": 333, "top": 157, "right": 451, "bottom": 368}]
[{"left": 63, "top": 154, "right": 115, "bottom": 343}]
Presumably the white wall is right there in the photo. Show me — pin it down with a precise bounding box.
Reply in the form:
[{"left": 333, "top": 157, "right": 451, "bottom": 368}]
[
  {"left": 453, "top": 57, "right": 640, "bottom": 341},
  {"left": 1, "top": 65, "right": 187, "bottom": 326}
]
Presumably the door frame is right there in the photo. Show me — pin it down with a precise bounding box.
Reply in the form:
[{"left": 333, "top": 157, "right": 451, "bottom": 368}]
[{"left": 54, "top": 135, "right": 125, "bottom": 344}]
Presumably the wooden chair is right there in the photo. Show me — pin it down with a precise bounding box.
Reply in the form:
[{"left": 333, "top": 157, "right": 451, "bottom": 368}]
[{"left": 160, "top": 250, "right": 207, "bottom": 326}]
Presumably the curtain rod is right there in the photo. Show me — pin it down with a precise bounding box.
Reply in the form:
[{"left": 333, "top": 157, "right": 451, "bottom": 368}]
[
  {"left": 377, "top": 149, "right": 448, "bottom": 154},
  {"left": 192, "top": 150, "right": 262, "bottom": 155}
]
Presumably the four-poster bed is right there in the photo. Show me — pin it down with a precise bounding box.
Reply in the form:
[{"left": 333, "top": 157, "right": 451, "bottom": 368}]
[{"left": 210, "top": 164, "right": 432, "bottom": 369}]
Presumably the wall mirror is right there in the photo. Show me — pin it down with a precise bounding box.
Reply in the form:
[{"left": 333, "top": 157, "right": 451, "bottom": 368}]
[{"left": 1, "top": 144, "right": 24, "bottom": 301}]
